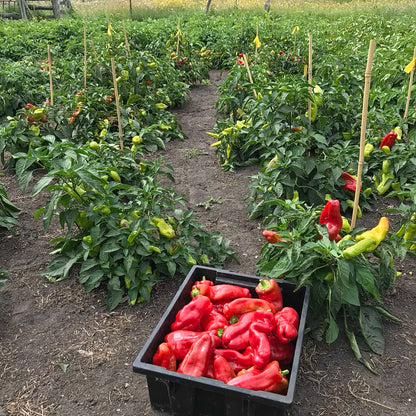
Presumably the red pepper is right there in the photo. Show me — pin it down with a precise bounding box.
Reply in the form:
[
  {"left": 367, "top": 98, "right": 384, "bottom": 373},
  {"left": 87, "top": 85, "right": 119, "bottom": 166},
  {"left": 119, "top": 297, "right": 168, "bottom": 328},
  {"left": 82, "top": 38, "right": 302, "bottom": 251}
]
[
  {"left": 222, "top": 311, "right": 256, "bottom": 350},
  {"left": 152, "top": 342, "right": 177, "bottom": 371},
  {"left": 268, "top": 335, "right": 295, "bottom": 366},
  {"left": 262, "top": 230, "right": 283, "bottom": 243},
  {"left": 255, "top": 279, "right": 283, "bottom": 312},
  {"left": 263, "top": 361, "right": 290, "bottom": 394},
  {"left": 319, "top": 199, "right": 343, "bottom": 241},
  {"left": 223, "top": 298, "right": 275, "bottom": 320},
  {"left": 274, "top": 314, "right": 298, "bottom": 344},
  {"left": 170, "top": 294, "right": 213, "bottom": 331},
  {"left": 201, "top": 310, "right": 229, "bottom": 332},
  {"left": 341, "top": 171, "right": 361, "bottom": 193},
  {"left": 192, "top": 282, "right": 251, "bottom": 302},
  {"left": 379, "top": 131, "right": 397, "bottom": 150},
  {"left": 275, "top": 307, "right": 299, "bottom": 329},
  {"left": 249, "top": 322, "right": 272, "bottom": 369},
  {"left": 222, "top": 310, "right": 274, "bottom": 351},
  {"left": 226, "top": 360, "right": 289, "bottom": 393},
  {"left": 214, "top": 349, "right": 253, "bottom": 373},
  {"left": 165, "top": 330, "right": 221, "bottom": 360},
  {"left": 190, "top": 280, "right": 213, "bottom": 298},
  {"left": 177, "top": 333, "right": 215, "bottom": 377},
  {"left": 213, "top": 354, "right": 236, "bottom": 383}
]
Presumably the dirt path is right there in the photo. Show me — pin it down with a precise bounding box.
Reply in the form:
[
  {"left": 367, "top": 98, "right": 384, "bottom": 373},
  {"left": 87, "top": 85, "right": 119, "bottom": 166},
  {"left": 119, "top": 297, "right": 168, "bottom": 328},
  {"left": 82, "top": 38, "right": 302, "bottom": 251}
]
[{"left": 0, "top": 70, "right": 415, "bottom": 416}]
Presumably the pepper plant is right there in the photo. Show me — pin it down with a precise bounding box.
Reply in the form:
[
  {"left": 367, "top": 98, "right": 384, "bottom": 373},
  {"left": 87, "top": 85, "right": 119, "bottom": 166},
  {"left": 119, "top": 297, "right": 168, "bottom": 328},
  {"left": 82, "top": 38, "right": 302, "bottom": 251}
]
[
  {"left": 16, "top": 140, "right": 237, "bottom": 310},
  {"left": 256, "top": 197, "right": 401, "bottom": 372}
]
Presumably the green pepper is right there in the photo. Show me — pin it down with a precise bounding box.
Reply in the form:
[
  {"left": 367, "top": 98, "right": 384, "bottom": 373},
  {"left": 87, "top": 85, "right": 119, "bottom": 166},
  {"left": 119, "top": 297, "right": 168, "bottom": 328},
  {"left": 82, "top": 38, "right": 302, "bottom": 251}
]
[
  {"left": 364, "top": 143, "right": 374, "bottom": 157},
  {"left": 169, "top": 241, "right": 181, "bottom": 255},
  {"left": 404, "top": 220, "right": 416, "bottom": 246},
  {"left": 342, "top": 238, "right": 378, "bottom": 259},
  {"left": 376, "top": 173, "right": 394, "bottom": 195},
  {"left": 187, "top": 254, "right": 197, "bottom": 266},
  {"left": 200, "top": 254, "right": 210, "bottom": 265},
  {"left": 149, "top": 245, "right": 161, "bottom": 253},
  {"left": 93, "top": 205, "right": 111, "bottom": 215},
  {"left": 151, "top": 217, "right": 175, "bottom": 238},
  {"left": 109, "top": 170, "right": 121, "bottom": 183},
  {"left": 127, "top": 230, "right": 139, "bottom": 245},
  {"left": 346, "top": 200, "right": 361, "bottom": 218},
  {"left": 355, "top": 217, "right": 389, "bottom": 251}
]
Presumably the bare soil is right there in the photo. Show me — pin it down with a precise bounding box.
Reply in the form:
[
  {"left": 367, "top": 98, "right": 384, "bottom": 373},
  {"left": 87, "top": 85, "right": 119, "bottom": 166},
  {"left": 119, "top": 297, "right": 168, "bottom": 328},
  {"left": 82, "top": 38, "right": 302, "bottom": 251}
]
[{"left": 0, "top": 70, "right": 415, "bottom": 416}]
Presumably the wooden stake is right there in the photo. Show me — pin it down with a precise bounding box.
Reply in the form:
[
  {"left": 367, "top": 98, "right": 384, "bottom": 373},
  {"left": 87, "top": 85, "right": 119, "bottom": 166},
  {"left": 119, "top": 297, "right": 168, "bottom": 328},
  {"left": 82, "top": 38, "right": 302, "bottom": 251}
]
[
  {"left": 90, "top": 40, "right": 98, "bottom": 61},
  {"left": 404, "top": 45, "right": 416, "bottom": 121},
  {"left": 176, "top": 18, "right": 181, "bottom": 56},
  {"left": 47, "top": 44, "right": 54, "bottom": 106},
  {"left": 351, "top": 39, "right": 376, "bottom": 230},
  {"left": 307, "top": 35, "right": 313, "bottom": 122},
  {"left": 110, "top": 58, "right": 124, "bottom": 151},
  {"left": 242, "top": 54, "right": 257, "bottom": 98},
  {"left": 83, "top": 26, "right": 87, "bottom": 90},
  {"left": 122, "top": 20, "right": 131, "bottom": 57}
]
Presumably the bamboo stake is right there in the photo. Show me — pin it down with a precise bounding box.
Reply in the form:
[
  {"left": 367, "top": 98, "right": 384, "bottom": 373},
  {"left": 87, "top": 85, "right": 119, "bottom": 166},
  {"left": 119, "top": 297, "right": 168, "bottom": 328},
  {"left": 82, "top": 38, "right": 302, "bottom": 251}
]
[
  {"left": 47, "top": 44, "right": 54, "bottom": 106},
  {"left": 351, "top": 39, "right": 376, "bottom": 230},
  {"left": 110, "top": 58, "right": 124, "bottom": 151},
  {"left": 122, "top": 20, "right": 131, "bottom": 57},
  {"left": 83, "top": 26, "right": 87, "bottom": 90},
  {"left": 242, "top": 54, "right": 257, "bottom": 98},
  {"left": 255, "top": 26, "right": 259, "bottom": 57},
  {"left": 307, "top": 34, "right": 313, "bottom": 122},
  {"left": 90, "top": 40, "right": 98, "bottom": 61},
  {"left": 404, "top": 46, "right": 416, "bottom": 121},
  {"left": 176, "top": 18, "right": 181, "bottom": 56}
]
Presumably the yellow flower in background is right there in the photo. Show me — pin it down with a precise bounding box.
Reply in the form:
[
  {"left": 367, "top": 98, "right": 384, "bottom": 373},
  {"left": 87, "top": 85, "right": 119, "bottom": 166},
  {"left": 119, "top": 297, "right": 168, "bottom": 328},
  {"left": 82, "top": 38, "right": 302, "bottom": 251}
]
[
  {"left": 253, "top": 36, "right": 261, "bottom": 49},
  {"left": 292, "top": 25, "right": 300, "bottom": 34},
  {"left": 404, "top": 57, "right": 416, "bottom": 73}
]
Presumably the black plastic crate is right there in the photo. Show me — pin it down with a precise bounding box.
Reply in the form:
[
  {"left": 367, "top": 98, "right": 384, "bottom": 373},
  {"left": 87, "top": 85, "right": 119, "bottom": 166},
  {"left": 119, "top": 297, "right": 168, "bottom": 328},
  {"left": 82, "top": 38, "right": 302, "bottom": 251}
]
[{"left": 133, "top": 266, "right": 310, "bottom": 416}]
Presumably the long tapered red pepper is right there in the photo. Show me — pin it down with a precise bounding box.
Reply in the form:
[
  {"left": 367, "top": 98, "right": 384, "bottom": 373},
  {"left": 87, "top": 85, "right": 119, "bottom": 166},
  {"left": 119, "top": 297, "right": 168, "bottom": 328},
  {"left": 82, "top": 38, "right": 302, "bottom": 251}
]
[
  {"left": 319, "top": 200, "right": 343, "bottom": 241},
  {"left": 223, "top": 298, "right": 275, "bottom": 320},
  {"left": 221, "top": 311, "right": 256, "bottom": 350},
  {"left": 213, "top": 354, "right": 236, "bottom": 383},
  {"left": 214, "top": 349, "right": 253, "bottom": 373},
  {"left": 249, "top": 322, "right": 272, "bottom": 369},
  {"left": 192, "top": 282, "right": 251, "bottom": 302},
  {"left": 268, "top": 335, "right": 295, "bottom": 366},
  {"left": 341, "top": 171, "right": 361, "bottom": 193},
  {"left": 165, "top": 329, "right": 222, "bottom": 360},
  {"left": 177, "top": 333, "right": 215, "bottom": 377},
  {"left": 201, "top": 310, "right": 229, "bottom": 332},
  {"left": 152, "top": 342, "right": 177, "bottom": 371},
  {"left": 226, "top": 360, "right": 289, "bottom": 393},
  {"left": 170, "top": 295, "right": 213, "bottom": 332},
  {"left": 379, "top": 131, "right": 397, "bottom": 150},
  {"left": 255, "top": 279, "right": 283, "bottom": 312}
]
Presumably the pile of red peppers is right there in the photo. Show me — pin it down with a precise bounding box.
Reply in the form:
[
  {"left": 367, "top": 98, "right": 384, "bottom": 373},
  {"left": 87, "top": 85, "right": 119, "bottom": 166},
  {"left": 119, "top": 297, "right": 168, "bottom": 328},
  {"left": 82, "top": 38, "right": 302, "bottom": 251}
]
[{"left": 152, "top": 278, "right": 299, "bottom": 394}]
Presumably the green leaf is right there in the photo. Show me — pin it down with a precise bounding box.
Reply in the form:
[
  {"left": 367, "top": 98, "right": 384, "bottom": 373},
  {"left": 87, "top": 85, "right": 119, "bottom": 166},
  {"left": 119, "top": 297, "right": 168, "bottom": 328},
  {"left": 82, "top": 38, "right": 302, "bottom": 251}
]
[
  {"left": 57, "top": 363, "right": 69, "bottom": 372},
  {"left": 32, "top": 175, "right": 54, "bottom": 196},
  {"left": 325, "top": 315, "right": 339, "bottom": 343},
  {"left": 359, "top": 306, "right": 385, "bottom": 355},
  {"left": 107, "top": 276, "right": 125, "bottom": 311},
  {"left": 355, "top": 265, "right": 380, "bottom": 301},
  {"left": 337, "top": 258, "right": 360, "bottom": 306},
  {"left": 80, "top": 269, "right": 104, "bottom": 292}
]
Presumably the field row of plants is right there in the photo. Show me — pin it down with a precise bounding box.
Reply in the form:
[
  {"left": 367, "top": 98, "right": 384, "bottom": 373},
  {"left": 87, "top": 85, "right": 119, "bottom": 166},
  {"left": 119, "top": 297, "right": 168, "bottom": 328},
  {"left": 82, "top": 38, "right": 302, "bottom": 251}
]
[{"left": 1, "top": 7, "right": 416, "bottom": 368}]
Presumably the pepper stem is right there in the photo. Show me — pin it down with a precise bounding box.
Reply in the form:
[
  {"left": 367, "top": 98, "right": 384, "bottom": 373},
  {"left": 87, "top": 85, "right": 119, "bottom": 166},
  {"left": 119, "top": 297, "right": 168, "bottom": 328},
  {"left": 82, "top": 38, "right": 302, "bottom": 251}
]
[{"left": 258, "top": 279, "right": 271, "bottom": 290}]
